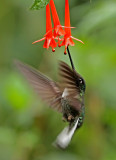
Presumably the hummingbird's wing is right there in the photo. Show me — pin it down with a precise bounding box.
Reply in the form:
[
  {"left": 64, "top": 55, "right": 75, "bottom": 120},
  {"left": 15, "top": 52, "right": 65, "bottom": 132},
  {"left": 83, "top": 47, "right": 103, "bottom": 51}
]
[
  {"left": 15, "top": 60, "right": 62, "bottom": 112},
  {"left": 59, "top": 61, "right": 82, "bottom": 111}
]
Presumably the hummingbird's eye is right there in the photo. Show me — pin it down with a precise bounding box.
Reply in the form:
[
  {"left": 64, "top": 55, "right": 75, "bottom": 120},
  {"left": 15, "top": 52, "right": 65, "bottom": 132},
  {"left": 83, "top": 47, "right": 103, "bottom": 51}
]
[
  {"left": 79, "top": 78, "right": 86, "bottom": 91},
  {"left": 79, "top": 78, "right": 83, "bottom": 84}
]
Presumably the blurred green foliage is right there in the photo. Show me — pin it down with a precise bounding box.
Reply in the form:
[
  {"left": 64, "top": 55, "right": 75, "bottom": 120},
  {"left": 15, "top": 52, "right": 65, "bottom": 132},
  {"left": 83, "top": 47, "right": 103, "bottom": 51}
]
[
  {"left": 0, "top": 0, "right": 116, "bottom": 160},
  {"left": 31, "top": 0, "right": 50, "bottom": 10}
]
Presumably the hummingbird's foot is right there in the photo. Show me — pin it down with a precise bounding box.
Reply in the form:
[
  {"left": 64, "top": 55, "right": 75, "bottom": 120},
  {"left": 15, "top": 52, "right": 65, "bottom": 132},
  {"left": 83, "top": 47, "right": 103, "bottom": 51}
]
[{"left": 68, "top": 115, "right": 74, "bottom": 121}]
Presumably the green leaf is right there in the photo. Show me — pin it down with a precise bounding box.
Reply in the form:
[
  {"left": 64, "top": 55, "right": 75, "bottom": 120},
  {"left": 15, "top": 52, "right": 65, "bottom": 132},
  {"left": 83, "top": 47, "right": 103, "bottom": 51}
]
[{"left": 31, "top": 0, "right": 50, "bottom": 10}]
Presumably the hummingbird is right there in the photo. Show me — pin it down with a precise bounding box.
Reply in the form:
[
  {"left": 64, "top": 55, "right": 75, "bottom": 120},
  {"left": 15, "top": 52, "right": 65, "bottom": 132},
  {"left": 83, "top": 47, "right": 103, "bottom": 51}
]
[{"left": 15, "top": 60, "right": 86, "bottom": 149}]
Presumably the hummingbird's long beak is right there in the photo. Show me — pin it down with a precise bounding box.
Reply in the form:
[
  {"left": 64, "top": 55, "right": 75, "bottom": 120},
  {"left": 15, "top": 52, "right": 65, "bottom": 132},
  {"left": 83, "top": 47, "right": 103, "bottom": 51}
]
[{"left": 53, "top": 118, "right": 79, "bottom": 149}]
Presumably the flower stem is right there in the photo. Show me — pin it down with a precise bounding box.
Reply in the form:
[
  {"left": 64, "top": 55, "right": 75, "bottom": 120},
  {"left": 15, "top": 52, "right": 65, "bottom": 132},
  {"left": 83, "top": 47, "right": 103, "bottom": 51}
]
[{"left": 67, "top": 46, "right": 75, "bottom": 70}]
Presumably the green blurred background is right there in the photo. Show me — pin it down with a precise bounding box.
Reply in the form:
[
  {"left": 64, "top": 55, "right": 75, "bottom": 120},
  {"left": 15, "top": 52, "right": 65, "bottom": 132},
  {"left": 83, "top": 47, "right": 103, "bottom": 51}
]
[{"left": 0, "top": 0, "right": 116, "bottom": 160}]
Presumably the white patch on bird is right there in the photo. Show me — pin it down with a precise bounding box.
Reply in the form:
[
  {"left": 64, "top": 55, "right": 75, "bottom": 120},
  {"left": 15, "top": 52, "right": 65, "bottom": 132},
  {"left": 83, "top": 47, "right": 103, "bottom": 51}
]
[
  {"left": 53, "top": 118, "right": 79, "bottom": 149},
  {"left": 62, "top": 88, "right": 69, "bottom": 97}
]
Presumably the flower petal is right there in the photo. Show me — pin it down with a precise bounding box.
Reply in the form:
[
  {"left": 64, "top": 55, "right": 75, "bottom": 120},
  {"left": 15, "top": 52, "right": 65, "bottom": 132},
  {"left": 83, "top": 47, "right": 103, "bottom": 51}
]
[
  {"left": 50, "top": 0, "right": 60, "bottom": 26},
  {"left": 46, "top": 4, "right": 52, "bottom": 33},
  {"left": 43, "top": 38, "right": 51, "bottom": 49},
  {"left": 32, "top": 37, "right": 46, "bottom": 44},
  {"left": 71, "top": 36, "right": 84, "bottom": 44},
  {"left": 43, "top": 39, "right": 48, "bottom": 48},
  {"left": 50, "top": 38, "right": 57, "bottom": 48},
  {"left": 64, "top": 0, "right": 71, "bottom": 35},
  {"left": 50, "top": 0, "right": 65, "bottom": 37}
]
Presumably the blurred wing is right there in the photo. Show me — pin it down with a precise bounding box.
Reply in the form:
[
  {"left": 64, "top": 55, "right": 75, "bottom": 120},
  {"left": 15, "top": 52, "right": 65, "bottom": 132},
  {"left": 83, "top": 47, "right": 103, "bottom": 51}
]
[
  {"left": 59, "top": 61, "right": 81, "bottom": 94},
  {"left": 59, "top": 61, "right": 82, "bottom": 111},
  {"left": 15, "top": 60, "right": 62, "bottom": 112}
]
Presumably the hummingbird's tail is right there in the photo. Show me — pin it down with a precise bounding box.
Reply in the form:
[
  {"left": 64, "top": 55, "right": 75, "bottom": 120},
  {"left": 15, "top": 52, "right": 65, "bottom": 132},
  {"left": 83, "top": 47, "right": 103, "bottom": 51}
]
[{"left": 53, "top": 118, "right": 79, "bottom": 149}]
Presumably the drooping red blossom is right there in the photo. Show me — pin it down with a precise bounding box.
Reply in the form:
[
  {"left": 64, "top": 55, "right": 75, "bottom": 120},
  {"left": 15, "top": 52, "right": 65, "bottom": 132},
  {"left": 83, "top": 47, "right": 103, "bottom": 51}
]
[
  {"left": 50, "top": 0, "right": 65, "bottom": 38},
  {"left": 61, "top": 0, "right": 84, "bottom": 54},
  {"left": 32, "top": 4, "right": 57, "bottom": 52}
]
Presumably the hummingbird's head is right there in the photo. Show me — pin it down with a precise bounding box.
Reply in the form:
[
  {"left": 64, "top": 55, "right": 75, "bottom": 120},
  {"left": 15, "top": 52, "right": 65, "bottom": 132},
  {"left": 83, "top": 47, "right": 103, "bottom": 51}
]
[
  {"left": 78, "top": 77, "right": 86, "bottom": 93},
  {"left": 74, "top": 71, "right": 86, "bottom": 93}
]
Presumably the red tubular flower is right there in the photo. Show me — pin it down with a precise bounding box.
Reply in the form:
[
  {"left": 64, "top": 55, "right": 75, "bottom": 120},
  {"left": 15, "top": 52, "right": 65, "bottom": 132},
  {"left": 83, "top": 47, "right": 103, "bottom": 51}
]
[
  {"left": 32, "top": 4, "right": 57, "bottom": 52},
  {"left": 61, "top": 0, "right": 84, "bottom": 54},
  {"left": 50, "top": 0, "right": 65, "bottom": 38}
]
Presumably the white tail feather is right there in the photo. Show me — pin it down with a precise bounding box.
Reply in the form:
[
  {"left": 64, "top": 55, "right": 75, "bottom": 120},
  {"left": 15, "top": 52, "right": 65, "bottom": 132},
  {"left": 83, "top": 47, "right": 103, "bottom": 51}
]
[{"left": 53, "top": 118, "right": 79, "bottom": 149}]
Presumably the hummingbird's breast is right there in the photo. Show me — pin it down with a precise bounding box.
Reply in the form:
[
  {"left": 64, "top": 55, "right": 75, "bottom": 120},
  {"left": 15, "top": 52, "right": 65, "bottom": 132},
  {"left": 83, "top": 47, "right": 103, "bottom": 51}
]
[{"left": 61, "top": 98, "right": 79, "bottom": 122}]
